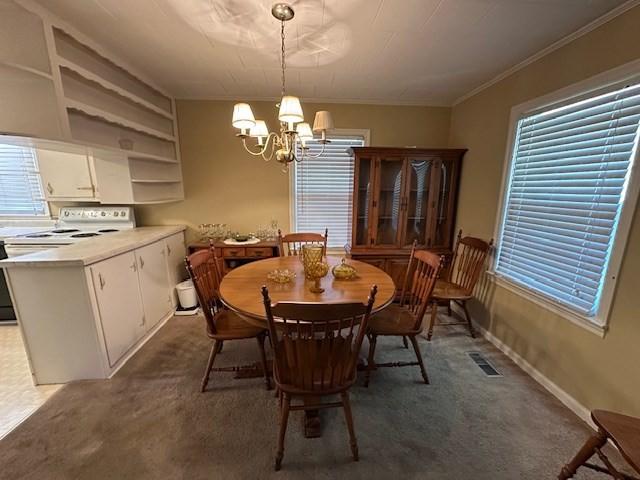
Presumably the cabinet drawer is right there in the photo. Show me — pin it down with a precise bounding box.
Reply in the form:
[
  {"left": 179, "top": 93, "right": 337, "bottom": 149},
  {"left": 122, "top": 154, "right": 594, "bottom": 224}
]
[
  {"left": 223, "top": 247, "right": 246, "bottom": 257},
  {"left": 246, "top": 247, "right": 273, "bottom": 258}
]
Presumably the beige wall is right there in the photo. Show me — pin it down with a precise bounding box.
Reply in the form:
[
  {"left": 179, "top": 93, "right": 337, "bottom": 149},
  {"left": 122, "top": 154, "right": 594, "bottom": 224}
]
[
  {"left": 136, "top": 100, "right": 450, "bottom": 242},
  {"left": 449, "top": 6, "right": 640, "bottom": 416}
]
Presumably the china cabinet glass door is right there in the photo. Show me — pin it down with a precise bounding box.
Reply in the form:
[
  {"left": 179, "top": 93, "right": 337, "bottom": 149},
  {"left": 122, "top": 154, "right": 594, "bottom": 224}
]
[
  {"left": 432, "top": 157, "right": 457, "bottom": 248},
  {"left": 402, "top": 157, "right": 435, "bottom": 246},
  {"left": 355, "top": 157, "right": 372, "bottom": 246},
  {"left": 374, "top": 157, "right": 404, "bottom": 246}
]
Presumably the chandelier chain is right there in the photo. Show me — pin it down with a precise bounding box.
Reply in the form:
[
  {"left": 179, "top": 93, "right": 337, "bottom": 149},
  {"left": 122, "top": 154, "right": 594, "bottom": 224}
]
[{"left": 280, "top": 19, "right": 286, "bottom": 97}]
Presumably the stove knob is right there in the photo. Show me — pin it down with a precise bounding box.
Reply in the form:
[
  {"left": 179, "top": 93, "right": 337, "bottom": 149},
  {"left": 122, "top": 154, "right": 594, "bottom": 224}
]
[
  {"left": 101, "top": 211, "right": 106, "bottom": 217},
  {"left": 64, "top": 211, "right": 70, "bottom": 216},
  {"left": 120, "top": 210, "right": 126, "bottom": 217},
  {"left": 114, "top": 211, "right": 119, "bottom": 217}
]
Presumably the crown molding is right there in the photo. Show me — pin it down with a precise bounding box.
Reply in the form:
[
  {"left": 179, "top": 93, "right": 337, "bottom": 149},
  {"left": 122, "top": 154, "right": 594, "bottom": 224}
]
[
  {"left": 175, "top": 95, "right": 451, "bottom": 108},
  {"left": 452, "top": 0, "right": 640, "bottom": 106}
]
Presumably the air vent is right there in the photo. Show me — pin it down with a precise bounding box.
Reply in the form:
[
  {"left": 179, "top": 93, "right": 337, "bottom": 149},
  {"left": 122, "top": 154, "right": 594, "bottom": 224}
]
[{"left": 468, "top": 352, "right": 502, "bottom": 377}]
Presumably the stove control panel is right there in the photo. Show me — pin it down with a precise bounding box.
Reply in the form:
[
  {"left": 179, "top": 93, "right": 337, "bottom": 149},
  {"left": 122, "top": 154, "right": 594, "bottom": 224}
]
[{"left": 58, "top": 207, "right": 135, "bottom": 224}]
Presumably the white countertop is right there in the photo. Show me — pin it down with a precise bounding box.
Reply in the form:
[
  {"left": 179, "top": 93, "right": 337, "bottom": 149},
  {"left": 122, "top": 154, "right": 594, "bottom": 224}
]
[{"left": 0, "top": 226, "right": 185, "bottom": 267}]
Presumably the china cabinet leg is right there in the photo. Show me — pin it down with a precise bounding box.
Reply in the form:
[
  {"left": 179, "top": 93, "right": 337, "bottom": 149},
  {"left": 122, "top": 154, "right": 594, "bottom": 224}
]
[{"left": 427, "top": 303, "right": 438, "bottom": 341}]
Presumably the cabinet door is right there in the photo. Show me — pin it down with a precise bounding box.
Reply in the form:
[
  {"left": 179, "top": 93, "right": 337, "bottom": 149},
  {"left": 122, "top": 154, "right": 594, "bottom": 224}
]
[
  {"left": 165, "top": 232, "right": 186, "bottom": 307},
  {"left": 136, "top": 241, "right": 172, "bottom": 330},
  {"left": 37, "top": 149, "right": 96, "bottom": 199},
  {"left": 432, "top": 157, "right": 461, "bottom": 249},
  {"left": 91, "top": 252, "right": 145, "bottom": 367},
  {"left": 353, "top": 156, "right": 374, "bottom": 246},
  {"left": 373, "top": 156, "right": 405, "bottom": 246},
  {"left": 401, "top": 157, "right": 437, "bottom": 247},
  {"left": 385, "top": 258, "right": 410, "bottom": 290}
]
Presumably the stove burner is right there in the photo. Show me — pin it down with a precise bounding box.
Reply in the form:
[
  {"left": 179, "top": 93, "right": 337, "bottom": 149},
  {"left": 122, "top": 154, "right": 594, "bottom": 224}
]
[
  {"left": 26, "top": 233, "right": 52, "bottom": 238},
  {"left": 51, "top": 229, "right": 80, "bottom": 234},
  {"left": 98, "top": 229, "right": 119, "bottom": 233},
  {"left": 71, "top": 233, "right": 100, "bottom": 238}
]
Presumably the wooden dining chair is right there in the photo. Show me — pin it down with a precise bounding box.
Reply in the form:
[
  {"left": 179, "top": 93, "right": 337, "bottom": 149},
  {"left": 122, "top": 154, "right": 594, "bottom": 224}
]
[
  {"left": 559, "top": 410, "right": 640, "bottom": 479},
  {"left": 261, "top": 285, "right": 377, "bottom": 470},
  {"left": 277, "top": 228, "right": 328, "bottom": 257},
  {"left": 185, "top": 247, "right": 271, "bottom": 392},
  {"left": 426, "top": 229, "right": 493, "bottom": 341},
  {"left": 365, "top": 244, "right": 442, "bottom": 387}
]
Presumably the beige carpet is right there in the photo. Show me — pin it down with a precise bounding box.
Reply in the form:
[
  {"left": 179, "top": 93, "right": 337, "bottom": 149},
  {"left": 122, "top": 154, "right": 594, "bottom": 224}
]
[{"left": 0, "top": 315, "right": 619, "bottom": 479}]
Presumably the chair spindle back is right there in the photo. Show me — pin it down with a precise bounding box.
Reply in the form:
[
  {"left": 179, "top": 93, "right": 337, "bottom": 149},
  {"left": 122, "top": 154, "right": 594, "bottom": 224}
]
[
  {"left": 400, "top": 248, "right": 443, "bottom": 331},
  {"left": 278, "top": 229, "right": 328, "bottom": 257},
  {"left": 448, "top": 230, "right": 493, "bottom": 295},
  {"left": 261, "top": 285, "right": 377, "bottom": 392},
  {"left": 185, "top": 248, "right": 223, "bottom": 335}
]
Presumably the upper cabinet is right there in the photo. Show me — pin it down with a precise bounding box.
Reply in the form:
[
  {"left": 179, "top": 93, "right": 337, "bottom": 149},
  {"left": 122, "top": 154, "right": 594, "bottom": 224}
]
[
  {"left": 37, "top": 148, "right": 97, "bottom": 201},
  {"left": 350, "top": 147, "right": 466, "bottom": 252},
  {"left": 0, "top": 1, "right": 183, "bottom": 205}
]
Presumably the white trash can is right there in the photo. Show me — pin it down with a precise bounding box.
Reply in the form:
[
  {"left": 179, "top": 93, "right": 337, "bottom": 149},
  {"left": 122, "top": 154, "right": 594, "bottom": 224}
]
[{"left": 176, "top": 280, "right": 198, "bottom": 309}]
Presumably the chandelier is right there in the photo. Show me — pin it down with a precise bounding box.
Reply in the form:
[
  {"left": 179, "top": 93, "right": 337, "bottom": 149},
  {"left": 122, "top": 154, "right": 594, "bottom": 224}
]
[{"left": 231, "top": 3, "right": 334, "bottom": 171}]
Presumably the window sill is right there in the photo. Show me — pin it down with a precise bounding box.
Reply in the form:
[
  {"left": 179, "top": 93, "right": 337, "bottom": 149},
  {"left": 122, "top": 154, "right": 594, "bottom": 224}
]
[{"left": 487, "top": 271, "right": 607, "bottom": 338}]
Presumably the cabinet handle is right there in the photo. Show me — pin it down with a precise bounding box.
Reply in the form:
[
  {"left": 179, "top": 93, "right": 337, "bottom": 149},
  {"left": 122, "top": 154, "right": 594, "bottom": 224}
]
[
  {"left": 130, "top": 262, "right": 137, "bottom": 272},
  {"left": 139, "top": 257, "right": 145, "bottom": 269},
  {"left": 77, "top": 186, "right": 94, "bottom": 191},
  {"left": 99, "top": 273, "right": 105, "bottom": 290},
  {"left": 141, "top": 315, "right": 145, "bottom": 327},
  {"left": 46, "top": 182, "right": 54, "bottom": 194},
  {"left": 167, "top": 245, "right": 172, "bottom": 256}
]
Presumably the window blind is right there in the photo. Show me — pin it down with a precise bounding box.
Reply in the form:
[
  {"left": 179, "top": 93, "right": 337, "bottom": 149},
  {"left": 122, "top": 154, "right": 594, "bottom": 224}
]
[
  {"left": 0, "top": 144, "right": 48, "bottom": 217},
  {"left": 294, "top": 136, "right": 365, "bottom": 248},
  {"left": 496, "top": 82, "right": 640, "bottom": 318}
]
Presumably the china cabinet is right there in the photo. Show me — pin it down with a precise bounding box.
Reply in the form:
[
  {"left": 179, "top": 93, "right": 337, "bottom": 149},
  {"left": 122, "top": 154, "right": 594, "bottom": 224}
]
[{"left": 348, "top": 147, "right": 466, "bottom": 287}]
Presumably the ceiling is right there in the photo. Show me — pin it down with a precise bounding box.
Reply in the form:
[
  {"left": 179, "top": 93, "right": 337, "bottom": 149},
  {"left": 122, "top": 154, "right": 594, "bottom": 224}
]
[{"left": 37, "top": 0, "right": 631, "bottom": 105}]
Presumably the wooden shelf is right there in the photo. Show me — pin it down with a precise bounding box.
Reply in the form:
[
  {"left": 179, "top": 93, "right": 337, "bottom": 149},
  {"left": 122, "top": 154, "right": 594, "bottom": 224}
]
[
  {"left": 127, "top": 152, "right": 178, "bottom": 164},
  {"left": 57, "top": 57, "right": 173, "bottom": 120},
  {"left": 66, "top": 99, "right": 176, "bottom": 142},
  {"left": 131, "top": 179, "right": 181, "bottom": 184}
]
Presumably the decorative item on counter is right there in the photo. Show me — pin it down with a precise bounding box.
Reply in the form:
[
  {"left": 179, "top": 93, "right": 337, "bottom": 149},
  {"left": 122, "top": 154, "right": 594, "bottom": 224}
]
[
  {"left": 301, "top": 244, "right": 329, "bottom": 293},
  {"left": 198, "top": 223, "right": 228, "bottom": 241},
  {"left": 332, "top": 258, "right": 358, "bottom": 280},
  {"left": 267, "top": 269, "right": 296, "bottom": 284},
  {"left": 268, "top": 219, "right": 278, "bottom": 240}
]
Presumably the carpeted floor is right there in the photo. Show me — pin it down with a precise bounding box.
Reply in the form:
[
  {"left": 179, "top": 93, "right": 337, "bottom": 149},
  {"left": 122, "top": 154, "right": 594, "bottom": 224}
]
[{"left": 0, "top": 315, "right": 619, "bottom": 479}]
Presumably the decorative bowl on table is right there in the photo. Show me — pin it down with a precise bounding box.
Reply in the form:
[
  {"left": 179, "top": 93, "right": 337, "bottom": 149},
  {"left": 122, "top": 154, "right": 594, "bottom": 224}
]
[
  {"left": 332, "top": 258, "right": 358, "bottom": 280},
  {"left": 267, "top": 269, "right": 296, "bottom": 284},
  {"left": 232, "top": 233, "right": 252, "bottom": 242}
]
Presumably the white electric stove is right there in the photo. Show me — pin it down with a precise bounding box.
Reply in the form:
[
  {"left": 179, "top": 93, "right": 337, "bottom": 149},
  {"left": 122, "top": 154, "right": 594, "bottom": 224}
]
[{"left": 4, "top": 206, "right": 135, "bottom": 257}]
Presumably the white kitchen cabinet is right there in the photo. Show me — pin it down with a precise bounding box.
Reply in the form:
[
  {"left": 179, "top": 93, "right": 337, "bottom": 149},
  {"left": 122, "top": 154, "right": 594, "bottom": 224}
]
[
  {"left": 90, "top": 251, "right": 145, "bottom": 367},
  {"left": 165, "top": 232, "right": 187, "bottom": 306},
  {"left": 136, "top": 241, "right": 172, "bottom": 331},
  {"left": 37, "top": 148, "right": 98, "bottom": 200}
]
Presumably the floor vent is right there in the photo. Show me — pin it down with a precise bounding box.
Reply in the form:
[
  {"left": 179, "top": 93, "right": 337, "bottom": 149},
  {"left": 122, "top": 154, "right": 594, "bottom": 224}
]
[{"left": 468, "top": 352, "right": 502, "bottom": 377}]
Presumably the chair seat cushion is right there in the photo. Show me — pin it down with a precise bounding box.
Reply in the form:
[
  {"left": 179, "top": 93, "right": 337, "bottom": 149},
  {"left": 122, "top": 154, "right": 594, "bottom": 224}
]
[
  {"left": 432, "top": 280, "right": 471, "bottom": 300},
  {"left": 368, "top": 304, "right": 418, "bottom": 335},
  {"left": 592, "top": 410, "right": 640, "bottom": 473},
  {"left": 209, "top": 310, "right": 265, "bottom": 340}
]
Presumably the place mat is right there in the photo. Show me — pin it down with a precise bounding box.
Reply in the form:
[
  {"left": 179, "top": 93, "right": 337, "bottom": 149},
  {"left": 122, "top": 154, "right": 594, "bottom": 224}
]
[{"left": 223, "top": 238, "right": 261, "bottom": 245}]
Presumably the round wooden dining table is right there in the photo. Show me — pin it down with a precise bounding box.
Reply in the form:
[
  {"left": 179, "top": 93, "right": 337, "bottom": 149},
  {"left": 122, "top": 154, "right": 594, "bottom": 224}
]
[{"left": 219, "top": 254, "right": 396, "bottom": 438}]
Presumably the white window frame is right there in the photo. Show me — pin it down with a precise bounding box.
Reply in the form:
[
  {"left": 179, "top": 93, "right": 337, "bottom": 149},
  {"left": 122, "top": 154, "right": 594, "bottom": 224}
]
[
  {"left": 491, "top": 59, "right": 640, "bottom": 337},
  {"left": 288, "top": 128, "right": 370, "bottom": 252}
]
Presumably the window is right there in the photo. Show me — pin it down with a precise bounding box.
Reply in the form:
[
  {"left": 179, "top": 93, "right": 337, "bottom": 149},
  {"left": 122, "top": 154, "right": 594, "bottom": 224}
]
[
  {"left": 0, "top": 144, "right": 48, "bottom": 217},
  {"left": 495, "top": 80, "right": 640, "bottom": 327},
  {"left": 293, "top": 134, "right": 366, "bottom": 249}
]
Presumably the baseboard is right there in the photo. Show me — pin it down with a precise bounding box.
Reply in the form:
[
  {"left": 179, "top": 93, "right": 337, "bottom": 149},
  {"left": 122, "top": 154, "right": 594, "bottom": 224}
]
[{"left": 448, "top": 304, "right": 594, "bottom": 429}]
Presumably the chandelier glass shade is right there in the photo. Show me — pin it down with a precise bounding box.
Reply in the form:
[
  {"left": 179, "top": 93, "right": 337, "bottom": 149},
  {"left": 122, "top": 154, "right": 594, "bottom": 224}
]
[{"left": 231, "top": 3, "right": 334, "bottom": 171}]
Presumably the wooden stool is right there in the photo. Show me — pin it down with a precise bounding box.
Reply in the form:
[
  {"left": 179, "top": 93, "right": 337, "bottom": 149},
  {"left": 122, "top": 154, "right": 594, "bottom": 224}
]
[{"left": 559, "top": 410, "right": 640, "bottom": 479}]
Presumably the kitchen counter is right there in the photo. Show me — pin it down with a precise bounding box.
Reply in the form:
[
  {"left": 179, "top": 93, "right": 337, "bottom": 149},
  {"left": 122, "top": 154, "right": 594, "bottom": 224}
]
[
  {"left": 0, "top": 225, "right": 54, "bottom": 239},
  {"left": 0, "top": 226, "right": 186, "bottom": 267}
]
